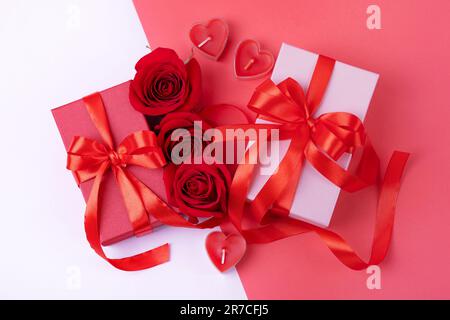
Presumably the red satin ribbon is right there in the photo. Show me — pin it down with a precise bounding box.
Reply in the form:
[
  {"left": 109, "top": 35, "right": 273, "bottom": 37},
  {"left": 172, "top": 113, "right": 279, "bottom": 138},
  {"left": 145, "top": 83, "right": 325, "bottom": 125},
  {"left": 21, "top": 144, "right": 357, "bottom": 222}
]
[
  {"left": 66, "top": 55, "right": 409, "bottom": 272},
  {"left": 227, "top": 55, "right": 410, "bottom": 270},
  {"left": 67, "top": 93, "right": 222, "bottom": 271}
]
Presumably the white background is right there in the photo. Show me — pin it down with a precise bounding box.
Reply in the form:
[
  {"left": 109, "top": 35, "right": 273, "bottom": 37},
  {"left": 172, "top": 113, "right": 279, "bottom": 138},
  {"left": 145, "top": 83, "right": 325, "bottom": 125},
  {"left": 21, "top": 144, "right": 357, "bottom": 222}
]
[{"left": 0, "top": 0, "right": 247, "bottom": 299}]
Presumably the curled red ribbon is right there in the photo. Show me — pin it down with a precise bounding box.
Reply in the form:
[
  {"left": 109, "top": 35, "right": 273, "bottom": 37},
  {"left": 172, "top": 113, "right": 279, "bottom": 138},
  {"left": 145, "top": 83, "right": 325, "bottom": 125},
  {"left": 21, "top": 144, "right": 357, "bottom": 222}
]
[
  {"left": 67, "top": 93, "right": 222, "bottom": 271},
  {"left": 227, "top": 56, "right": 410, "bottom": 270}
]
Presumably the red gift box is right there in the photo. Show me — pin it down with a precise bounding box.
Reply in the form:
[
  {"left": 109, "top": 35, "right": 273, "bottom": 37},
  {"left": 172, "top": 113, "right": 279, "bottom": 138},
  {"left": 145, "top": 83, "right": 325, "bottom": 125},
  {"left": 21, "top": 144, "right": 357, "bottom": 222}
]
[{"left": 52, "top": 81, "right": 164, "bottom": 246}]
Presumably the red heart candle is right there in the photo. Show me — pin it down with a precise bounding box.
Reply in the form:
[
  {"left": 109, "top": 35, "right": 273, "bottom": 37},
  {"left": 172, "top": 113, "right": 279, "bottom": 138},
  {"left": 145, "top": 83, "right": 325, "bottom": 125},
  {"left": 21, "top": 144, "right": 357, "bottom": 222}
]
[
  {"left": 205, "top": 232, "right": 247, "bottom": 272},
  {"left": 234, "top": 39, "right": 275, "bottom": 80},
  {"left": 189, "top": 18, "right": 229, "bottom": 60}
]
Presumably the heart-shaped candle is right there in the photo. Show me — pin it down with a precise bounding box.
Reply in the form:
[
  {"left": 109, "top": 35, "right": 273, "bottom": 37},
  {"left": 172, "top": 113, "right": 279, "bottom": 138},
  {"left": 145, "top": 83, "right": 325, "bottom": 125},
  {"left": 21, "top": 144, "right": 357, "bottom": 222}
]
[
  {"left": 189, "top": 19, "right": 229, "bottom": 60},
  {"left": 234, "top": 39, "right": 275, "bottom": 80},
  {"left": 205, "top": 232, "right": 247, "bottom": 272}
]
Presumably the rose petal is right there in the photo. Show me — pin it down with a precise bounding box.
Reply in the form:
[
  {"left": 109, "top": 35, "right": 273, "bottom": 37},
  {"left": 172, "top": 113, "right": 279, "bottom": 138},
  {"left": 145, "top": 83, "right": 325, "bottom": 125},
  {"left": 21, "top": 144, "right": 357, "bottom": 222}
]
[
  {"left": 178, "top": 58, "right": 202, "bottom": 112},
  {"left": 135, "top": 48, "right": 186, "bottom": 73}
]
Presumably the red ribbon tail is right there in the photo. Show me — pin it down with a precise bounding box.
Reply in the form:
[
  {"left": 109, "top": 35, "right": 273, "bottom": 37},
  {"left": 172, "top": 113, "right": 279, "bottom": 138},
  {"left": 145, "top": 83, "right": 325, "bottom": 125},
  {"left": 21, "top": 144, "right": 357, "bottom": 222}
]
[
  {"left": 84, "top": 164, "right": 170, "bottom": 271},
  {"left": 309, "top": 151, "right": 410, "bottom": 270}
]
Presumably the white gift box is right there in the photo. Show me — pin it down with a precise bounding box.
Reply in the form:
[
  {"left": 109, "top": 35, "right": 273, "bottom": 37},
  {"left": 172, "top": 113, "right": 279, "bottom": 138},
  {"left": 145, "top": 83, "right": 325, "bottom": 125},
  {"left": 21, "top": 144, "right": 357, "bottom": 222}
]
[{"left": 247, "top": 43, "right": 379, "bottom": 227}]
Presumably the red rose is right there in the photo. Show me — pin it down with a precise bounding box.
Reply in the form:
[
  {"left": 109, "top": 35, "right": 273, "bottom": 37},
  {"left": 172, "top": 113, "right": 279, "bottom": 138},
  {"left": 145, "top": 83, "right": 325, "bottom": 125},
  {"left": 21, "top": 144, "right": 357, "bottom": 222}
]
[
  {"left": 157, "top": 112, "right": 211, "bottom": 163},
  {"left": 130, "top": 48, "right": 201, "bottom": 116},
  {"left": 164, "top": 164, "right": 231, "bottom": 218}
]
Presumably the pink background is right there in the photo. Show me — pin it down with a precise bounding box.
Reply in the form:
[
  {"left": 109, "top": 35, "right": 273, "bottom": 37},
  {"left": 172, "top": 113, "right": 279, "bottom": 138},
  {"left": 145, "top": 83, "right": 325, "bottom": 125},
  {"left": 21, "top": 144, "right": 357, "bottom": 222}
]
[{"left": 133, "top": 0, "right": 450, "bottom": 299}]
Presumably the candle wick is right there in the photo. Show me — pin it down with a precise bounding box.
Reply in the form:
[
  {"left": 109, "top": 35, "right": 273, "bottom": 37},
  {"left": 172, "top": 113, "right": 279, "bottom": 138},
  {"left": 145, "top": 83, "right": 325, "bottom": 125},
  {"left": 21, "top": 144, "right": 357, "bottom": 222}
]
[
  {"left": 244, "top": 58, "right": 255, "bottom": 70},
  {"left": 198, "top": 36, "right": 212, "bottom": 48},
  {"left": 221, "top": 248, "right": 226, "bottom": 265}
]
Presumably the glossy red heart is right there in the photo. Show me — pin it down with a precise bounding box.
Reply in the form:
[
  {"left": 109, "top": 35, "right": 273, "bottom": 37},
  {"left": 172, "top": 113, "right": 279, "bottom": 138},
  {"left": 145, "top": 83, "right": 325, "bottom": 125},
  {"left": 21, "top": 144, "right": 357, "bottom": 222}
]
[
  {"left": 190, "top": 19, "right": 229, "bottom": 60},
  {"left": 234, "top": 39, "right": 274, "bottom": 80},
  {"left": 205, "top": 232, "right": 247, "bottom": 272}
]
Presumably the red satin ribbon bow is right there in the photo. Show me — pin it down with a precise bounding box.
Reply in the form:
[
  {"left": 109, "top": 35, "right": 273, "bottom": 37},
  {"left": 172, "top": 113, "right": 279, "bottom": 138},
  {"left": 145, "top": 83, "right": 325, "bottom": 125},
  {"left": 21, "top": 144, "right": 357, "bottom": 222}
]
[
  {"left": 228, "top": 56, "right": 410, "bottom": 270},
  {"left": 67, "top": 93, "right": 173, "bottom": 271},
  {"left": 67, "top": 93, "right": 222, "bottom": 271}
]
